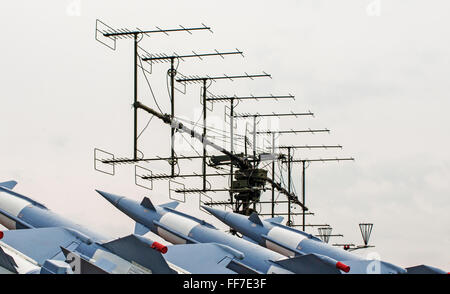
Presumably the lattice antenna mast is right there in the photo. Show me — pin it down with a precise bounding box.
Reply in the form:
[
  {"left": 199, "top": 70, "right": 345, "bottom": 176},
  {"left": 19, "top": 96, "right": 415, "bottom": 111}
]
[
  {"left": 176, "top": 72, "right": 272, "bottom": 191},
  {"left": 95, "top": 19, "right": 212, "bottom": 161},
  {"left": 205, "top": 94, "right": 295, "bottom": 208},
  {"left": 141, "top": 49, "right": 244, "bottom": 176}
]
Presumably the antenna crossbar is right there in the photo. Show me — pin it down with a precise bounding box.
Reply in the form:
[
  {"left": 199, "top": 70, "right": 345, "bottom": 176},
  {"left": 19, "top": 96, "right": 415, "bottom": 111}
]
[
  {"left": 101, "top": 155, "right": 211, "bottom": 164},
  {"left": 277, "top": 145, "right": 343, "bottom": 149},
  {"left": 257, "top": 129, "right": 330, "bottom": 135},
  {"left": 175, "top": 187, "right": 266, "bottom": 194},
  {"left": 286, "top": 157, "right": 355, "bottom": 163},
  {"left": 176, "top": 72, "right": 271, "bottom": 83},
  {"left": 140, "top": 172, "right": 233, "bottom": 180},
  {"left": 206, "top": 94, "right": 295, "bottom": 102},
  {"left": 102, "top": 25, "right": 212, "bottom": 37},
  {"left": 234, "top": 111, "right": 313, "bottom": 118},
  {"left": 142, "top": 49, "right": 243, "bottom": 62}
]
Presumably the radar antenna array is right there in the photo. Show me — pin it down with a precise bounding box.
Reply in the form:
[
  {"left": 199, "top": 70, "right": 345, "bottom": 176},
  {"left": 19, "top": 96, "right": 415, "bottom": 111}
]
[{"left": 93, "top": 20, "right": 369, "bottom": 240}]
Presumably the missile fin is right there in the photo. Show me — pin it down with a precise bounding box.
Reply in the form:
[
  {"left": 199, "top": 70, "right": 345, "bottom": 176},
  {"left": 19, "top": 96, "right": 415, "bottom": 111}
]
[
  {"left": 406, "top": 265, "right": 447, "bottom": 274},
  {"left": 248, "top": 212, "right": 263, "bottom": 226},
  {"left": 0, "top": 246, "right": 18, "bottom": 273},
  {"left": 265, "top": 216, "right": 284, "bottom": 224},
  {"left": 274, "top": 254, "right": 342, "bottom": 274},
  {"left": 0, "top": 227, "right": 80, "bottom": 266},
  {"left": 134, "top": 222, "right": 150, "bottom": 236},
  {"left": 140, "top": 197, "right": 156, "bottom": 211},
  {"left": 101, "top": 234, "right": 176, "bottom": 274},
  {"left": 0, "top": 181, "right": 18, "bottom": 190},
  {"left": 160, "top": 201, "right": 180, "bottom": 210}
]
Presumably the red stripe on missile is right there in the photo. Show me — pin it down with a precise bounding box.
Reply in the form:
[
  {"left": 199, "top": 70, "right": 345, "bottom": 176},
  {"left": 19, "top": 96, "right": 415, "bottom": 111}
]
[
  {"left": 0, "top": 231, "right": 3, "bottom": 240},
  {"left": 151, "top": 241, "right": 168, "bottom": 254},
  {"left": 336, "top": 261, "right": 350, "bottom": 273}
]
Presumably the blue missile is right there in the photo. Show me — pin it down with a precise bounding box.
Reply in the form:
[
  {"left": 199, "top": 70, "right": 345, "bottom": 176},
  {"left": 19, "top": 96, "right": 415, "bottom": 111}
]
[
  {"left": 202, "top": 206, "right": 410, "bottom": 274},
  {"left": 0, "top": 180, "right": 200, "bottom": 274},
  {"left": 97, "top": 189, "right": 356, "bottom": 274}
]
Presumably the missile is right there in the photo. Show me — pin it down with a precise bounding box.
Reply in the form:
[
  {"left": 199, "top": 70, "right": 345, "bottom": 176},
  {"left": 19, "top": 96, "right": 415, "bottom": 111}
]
[
  {"left": 203, "top": 206, "right": 410, "bottom": 274},
  {"left": 0, "top": 180, "right": 193, "bottom": 274},
  {"left": 96, "top": 189, "right": 353, "bottom": 274}
]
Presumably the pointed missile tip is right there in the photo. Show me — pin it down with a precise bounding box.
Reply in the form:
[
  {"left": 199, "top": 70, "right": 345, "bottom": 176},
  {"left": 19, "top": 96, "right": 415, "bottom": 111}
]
[
  {"left": 94, "top": 189, "right": 105, "bottom": 195},
  {"left": 95, "top": 189, "right": 111, "bottom": 200},
  {"left": 95, "top": 189, "right": 123, "bottom": 206},
  {"left": 201, "top": 205, "right": 214, "bottom": 213},
  {"left": 202, "top": 206, "right": 229, "bottom": 222}
]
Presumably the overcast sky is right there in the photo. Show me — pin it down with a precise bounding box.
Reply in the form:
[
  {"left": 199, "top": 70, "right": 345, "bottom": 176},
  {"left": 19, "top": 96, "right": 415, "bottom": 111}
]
[{"left": 0, "top": 0, "right": 449, "bottom": 270}]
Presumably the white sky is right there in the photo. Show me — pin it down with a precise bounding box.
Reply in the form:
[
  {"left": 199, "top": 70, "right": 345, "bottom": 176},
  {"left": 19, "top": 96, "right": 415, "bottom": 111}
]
[{"left": 0, "top": 0, "right": 449, "bottom": 270}]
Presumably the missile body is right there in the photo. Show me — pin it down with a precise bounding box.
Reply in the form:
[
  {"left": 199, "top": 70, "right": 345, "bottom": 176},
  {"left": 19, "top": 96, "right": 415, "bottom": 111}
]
[
  {"left": 0, "top": 181, "right": 177, "bottom": 274},
  {"left": 203, "top": 206, "right": 408, "bottom": 274},
  {"left": 96, "top": 190, "right": 297, "bottom": 274},
  {"left": 96, "top": 190, "right": 365, "bottom": 274}
]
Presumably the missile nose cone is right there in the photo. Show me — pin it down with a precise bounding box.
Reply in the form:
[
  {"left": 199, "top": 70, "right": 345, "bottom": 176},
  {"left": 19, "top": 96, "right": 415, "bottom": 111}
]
[
  {"left": 201, "top": 206, "right": 230, "bottom": 222},
  {"left": 95, "top": 190, "right": 124, "bottom": 206}
]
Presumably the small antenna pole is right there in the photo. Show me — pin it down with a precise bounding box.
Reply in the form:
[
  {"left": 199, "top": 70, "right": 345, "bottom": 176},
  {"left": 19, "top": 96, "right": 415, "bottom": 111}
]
[
  {"left": 170, "top": 57, "right": 176, "bottom": 176},
  {"left": 253, "top": 115, "right": 257, "bottom": 168},
  {"left": 302, "top": 160, "right": 306, "bottom": 231},
  {"left": 202, "top": 78, "right": 207, "bottom": 191},
  {"left": 287, "top": 147, "right": 292, "bottom": 226},
  {"left": 271, "top": 132, "right": 276, "bottom": 218},
  {"left": 230, "top": 97, "right": 235, "bottom": 208},
  {"left": 134, "top": 33, "right": 138, "bottom": 160}
]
